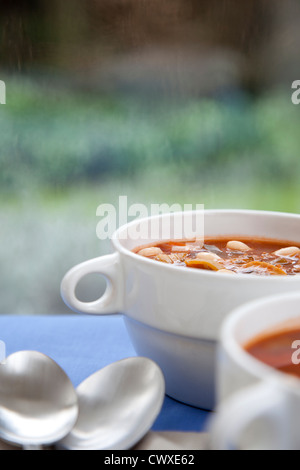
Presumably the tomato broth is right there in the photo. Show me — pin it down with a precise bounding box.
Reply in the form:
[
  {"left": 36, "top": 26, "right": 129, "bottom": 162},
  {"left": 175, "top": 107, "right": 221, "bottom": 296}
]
[
  {"left": 134, "top": 237, "right": 300, "bottom": 276},
  {"left": 244, "top": 328, "right": 300, "bottom": 378}
]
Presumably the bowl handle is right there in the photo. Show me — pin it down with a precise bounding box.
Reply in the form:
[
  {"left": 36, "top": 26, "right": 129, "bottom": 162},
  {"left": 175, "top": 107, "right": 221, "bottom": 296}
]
[{"left": 60, "top": 252, "right": 123, "bottom": 315}]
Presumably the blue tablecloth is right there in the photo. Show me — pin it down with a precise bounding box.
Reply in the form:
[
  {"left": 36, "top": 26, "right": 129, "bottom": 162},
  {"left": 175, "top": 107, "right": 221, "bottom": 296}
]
[{"left": 0, "top": 314, "right": 211, "bottom": 433}]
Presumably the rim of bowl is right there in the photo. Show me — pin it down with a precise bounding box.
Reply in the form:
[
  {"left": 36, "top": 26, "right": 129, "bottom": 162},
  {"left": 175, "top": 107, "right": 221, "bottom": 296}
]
[
  {"left": 220, "top": 291, "right": 300, "bottom": 392},
  {"left": 111, "top": 208, "right": 300, "bottom": 282}
]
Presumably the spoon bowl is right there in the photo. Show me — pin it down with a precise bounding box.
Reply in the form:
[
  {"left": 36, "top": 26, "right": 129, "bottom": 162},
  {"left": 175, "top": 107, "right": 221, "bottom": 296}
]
[
  {"left": 0, "top": 350, "right": 78, "bottom": 449},
  {"left": 59, "top": 356, "right": 165, "bottom": 450}
]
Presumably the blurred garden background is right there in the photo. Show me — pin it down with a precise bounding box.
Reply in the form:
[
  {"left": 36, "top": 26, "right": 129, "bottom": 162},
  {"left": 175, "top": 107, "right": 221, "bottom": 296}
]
[{"left": 1, "top": 0, "right": 300, "bottom": 314}]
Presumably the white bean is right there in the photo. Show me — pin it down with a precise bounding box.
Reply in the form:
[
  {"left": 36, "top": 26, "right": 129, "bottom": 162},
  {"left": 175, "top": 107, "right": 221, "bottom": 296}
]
[
  {"left": 273, "top": 246, "right": 300, "bottom": 257},
  {"left": 196, "top": 251, "right": 222, "bottom": 261},
  {"left": 155, "top": 253, "right": 173, "bottom": 263},
  {"left": 226, "top": 241, "right": 250, "bottom": 251},
  {"left": 137, "top": 247, "right": 162, "bottom": 257}
]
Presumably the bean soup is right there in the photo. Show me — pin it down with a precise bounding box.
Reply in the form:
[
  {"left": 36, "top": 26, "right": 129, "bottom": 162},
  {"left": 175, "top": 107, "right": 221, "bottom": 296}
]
[{"left": 134, "top": 237, "right": 300, "bottom": 276}]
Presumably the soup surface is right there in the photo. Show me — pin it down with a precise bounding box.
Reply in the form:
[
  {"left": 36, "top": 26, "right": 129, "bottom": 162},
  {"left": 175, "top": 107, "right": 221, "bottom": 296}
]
[
  {"left": 134, "top": 237, "right": 300, "bottom": 275},
  {"left": 244, "top": 328, "right": 300, "bottom": 378}
]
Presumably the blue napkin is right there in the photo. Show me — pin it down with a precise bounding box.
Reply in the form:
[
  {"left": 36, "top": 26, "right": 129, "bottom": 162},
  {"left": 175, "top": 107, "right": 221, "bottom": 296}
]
[{"left": 0, "top": 314, "right": 210, "bottom": 432}]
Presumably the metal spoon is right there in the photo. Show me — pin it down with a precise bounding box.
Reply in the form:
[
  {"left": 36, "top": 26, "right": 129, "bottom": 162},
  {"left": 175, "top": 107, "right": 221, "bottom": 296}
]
[
  {"left": 0, "top": 350, "right": 78, "bottom": 450},
  {"left": 58, "top": 356, "right": 165, "bottom": 450}
]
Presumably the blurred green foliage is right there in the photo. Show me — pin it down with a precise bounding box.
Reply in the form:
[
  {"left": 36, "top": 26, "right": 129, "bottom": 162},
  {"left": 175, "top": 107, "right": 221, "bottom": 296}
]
[{"left": 1, "top": 78, "right": 299, "bottom": 196}]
